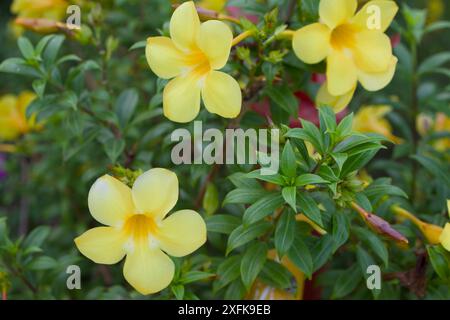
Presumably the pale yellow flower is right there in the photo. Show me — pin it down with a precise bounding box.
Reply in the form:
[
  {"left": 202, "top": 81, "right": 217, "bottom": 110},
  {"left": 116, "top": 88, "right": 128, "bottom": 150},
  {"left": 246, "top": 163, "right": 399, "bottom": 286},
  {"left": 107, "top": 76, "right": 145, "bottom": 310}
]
[
  {"left": 417, "top": 112, "right": 450, "bottom": 151},
  {"left": 146, "top": 1, "right": 242, "bottom": 123},
  {"left": 197, "top": 0, "right": 227, "bottom": 12},
  {"left": 75, "top": 168, "right": 207, "bottom": 295},
  {"left": 352, "top": 105, "right": 402, "bottom": 143},
  {"left": 0, "top": 92, "right": 37, "bottom": 141},
  {"left": 292, "top": 0, "right": 398, "bottom": 112},
  {"left": 11, "top": 0, "right": 68, "bottom": 21},
  {"left": 440, "top": 201, "right": 450, "bottom": 251}
]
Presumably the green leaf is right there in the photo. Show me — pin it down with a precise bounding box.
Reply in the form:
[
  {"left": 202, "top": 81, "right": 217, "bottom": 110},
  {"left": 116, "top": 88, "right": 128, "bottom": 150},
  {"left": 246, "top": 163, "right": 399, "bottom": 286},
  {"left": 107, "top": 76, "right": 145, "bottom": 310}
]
[
  {"left": 103, "top": 138, "right": 125, "bottom": 163},
  {"left": 216, "top": 255, "right": 242, "bottom": 290},
  {"left": 331, "top": 265, "right": 360, "bottom": 299},
  {"left": 317, "top": 165, "right": 339, "bottom": 182},
  {"left": 282, "top": 187, "right": 296, "bottom": 211},
  {"left": 243, "top": 193, "right": 284, "bottom": 225},
  {"left": 245, "top": 169, "right": 285, "bottom": 185},
  {"left": 18, "top": 37, "right": 35, "bottom": 60},
  {"left": 205, "top": 215, "right": 240, "bottom": 234},
  {"left": 240, "top": 243, "right": 268, "bottom": 290},
  {"left": 265, "top": 84, "right": 298, "bottom": 116},
  {"left": 331, "top": 153, "right": 348, "bottom": 172},
  {"left": 115, "top": 88, "right": 139, "bottom": 128},
  {"left": 259, "top": 260, "right": 292, "bottom": 289},
  {"left": 0, "top": 58, "right": 40, "bottom": 77},
  {"left": 336, "top": 113, "right": 354, "bottom": 138},
  {"left": 295, "top": 174, "right": 328, "bottom": 186},
  {"left": 340, "top": 150, "right": 379, "bottom": 177},
  {"left": 297, "top": 193, "right": 323, "bottom": 227},
  {"left": 29, "top": 256, "right": 57, "bottom": 270},
  {"left": 312, "top": 235, "right": 334, "bottom": 271},
  {"left": 425, "top": 21, "right": 450, "bottom": 34},
  {"left": 300, "top": 119, "right": 324, "bottom": 153},
  {"left": 412, "top": 155, "right": 450, "bottom": 187},
  {"left": 354, "top": 193, "right": 372, "bottom": 212},
  {"left": 287, "top": 235, "right": 313, "bottom": 278},
  {"left": 332, "top": 213, "right": 349, "bottom": 252},
  {"left": 228, "top": 172, "right": 262, "bottom": 189},
  {"left": 354, "top": 227, "right": 389, "bottom": 268},
  {"left": 227, "top": 221, "right": 271, "bottom": 254},
  {"left": 274, "top": 211, "right": 296, "bottom": 257},
  {"left": 364, "top": 184, "right": 408, "bottom": 200},
  {"left": 418, "top": 52, "right": 450, "bottom": 75},
  {"left": 281, "top": 140, "right": 297, "bottom": 178},
  {"left": 356, "top": 245, "right": 376, "bottom": 276},
  {"left": 223, "top": 188, "right": 267, "bottom": 205},
  {"left": 318, "top": 106, "right": 336, "bottom": 133},
  {"left": 203, "top": 183, "right": 219, "bottom": 215},
  {"left": 129, "top": 40, "right": 146, "bottom": 51},
  {"left": 23, "top": 226, "right": 51, "bottom": 248},
  {"left": 171, "top": 285, "right": 185, "bottom": 300},
  {"left": 42, "top": 35, "right": 65, "bottom": 65},
  {"left": 179, "top": 271, "right": 215, "bottom": 285},
  {"left": 427, "top": 245, "right": 450, "bottom": 280}
]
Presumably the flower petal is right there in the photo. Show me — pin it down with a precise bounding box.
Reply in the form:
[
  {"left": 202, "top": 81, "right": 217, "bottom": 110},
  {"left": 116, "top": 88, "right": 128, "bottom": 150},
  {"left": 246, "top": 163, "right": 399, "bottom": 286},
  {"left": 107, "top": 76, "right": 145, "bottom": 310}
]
[
  {"left": 163, "top": 75, "right": 201, "bottom": 123},
  {"left": 201, "top": 71, "right": 241, "bottom": 118},
  {"left": 352, "top": 30, "right": 392, "bottom": 73},
  {"left": 170, "top": 1, "right": 200, "bottom": 51},
  {"left": 88, "top": 175, "right": 134, "bottom": 226},
  {"left": 158, "top": 210, "right": 207, "bottom": 257},
  {"left": 74, "top": 227, "right": 126, "bottom": 264},
  {"left": 293, "top": 23, "right": 331, "bottom": 64},
  {"left": 196, "top": 20, "right": 233, "bottom": 70},
  {"left": 358, "top": 56, "right": 397, "bottom": 91},
  {"left": 352, "top": 0, "right": 398, "bottom": 32},
  {"left": 146, "top": 37, "right": 188, "bottom": 79},
  {"left": 326, "top": 50, "right": 357, "bottom": 96},
  {"left": 316, "top": 81, "right": 356, "bottom": 113},
  {"left": 132, "top": 168, "right": 179, "bottom": 220},
  {"left": 123, "top": 247, "right": 175, "bottom": 295},
  {"left": 319, "top": 0, "right": 357, "bottom": 29},
  {"left": 440, "top": 223, "right": 450, "bottom": 252}
]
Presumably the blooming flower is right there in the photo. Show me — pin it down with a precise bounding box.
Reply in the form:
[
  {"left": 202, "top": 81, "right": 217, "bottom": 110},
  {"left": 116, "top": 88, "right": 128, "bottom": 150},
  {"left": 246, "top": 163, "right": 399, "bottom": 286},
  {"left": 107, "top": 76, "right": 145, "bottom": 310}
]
[
  {"left": 197, "top": 0, "right": 227, "bottom": 12},
  {"left": 416, "top": 112, "right": 450, "bottom": 151},
  {"left": 352, "top": 105, "right": 402, "bottom": 144},
  {"left": 11, "top": 0, "right": 68, "bottom": 21},
  {"left": 0, "top": 92, "right": 38, "bottom": 141},
  {"left": 75, "top": 168, "right": 207, "bottom": 295},
  {"left": 146, "top": 1, "right": 242, "bottom": 123},
  {"left": 292, "top": 0, "right": 398, "bottom": 112}
]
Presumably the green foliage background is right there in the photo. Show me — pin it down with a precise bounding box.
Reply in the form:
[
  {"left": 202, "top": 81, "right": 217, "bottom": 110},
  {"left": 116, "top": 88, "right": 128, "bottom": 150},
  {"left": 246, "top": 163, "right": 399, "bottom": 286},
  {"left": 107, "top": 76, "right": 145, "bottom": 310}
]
[{"left": 0, "top": 0, "right": 449, "bottom": 300}]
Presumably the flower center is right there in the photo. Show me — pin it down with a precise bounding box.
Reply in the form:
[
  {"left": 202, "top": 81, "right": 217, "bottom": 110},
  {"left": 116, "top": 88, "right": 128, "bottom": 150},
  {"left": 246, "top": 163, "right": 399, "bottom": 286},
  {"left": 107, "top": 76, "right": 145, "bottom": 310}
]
[
  {"left": 330, "top": 24, "right": 358, "bottom": 50},
  {"left": 123, "top": 214, "right": 158, "bottom": 242},
  {"left": 183, "top": 50, "right": 211, "bottom": 80}
]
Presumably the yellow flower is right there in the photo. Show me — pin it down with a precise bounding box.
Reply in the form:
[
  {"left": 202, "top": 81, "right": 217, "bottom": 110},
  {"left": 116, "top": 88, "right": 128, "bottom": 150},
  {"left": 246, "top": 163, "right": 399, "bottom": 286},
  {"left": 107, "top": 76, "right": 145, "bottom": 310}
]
[
  {"left": 0, "top": 92, "right": 38, "bottom": 141},
  {"left": 11, "top": 0, "right": 68, "bottom": 21},
  {"left": 417, "top": 112, "right": 450, "bottom": 151},
  {"left": 197, "top": 0, "right": 227, "bottom": 12},
  {"left": 74, "top": 168, "right": 207, "bottom": 295},
  {"left": 440, "top": 201, "right": 450, "bottom": 251},
  {"left": 352, "top": 105, "right": 402, "bottom": 143},
  {"left": 292, "top": 0, "right": 398, "bottom": 112},
  {"left": 146, "top": 1, "right": 242, "bottom": 123}
]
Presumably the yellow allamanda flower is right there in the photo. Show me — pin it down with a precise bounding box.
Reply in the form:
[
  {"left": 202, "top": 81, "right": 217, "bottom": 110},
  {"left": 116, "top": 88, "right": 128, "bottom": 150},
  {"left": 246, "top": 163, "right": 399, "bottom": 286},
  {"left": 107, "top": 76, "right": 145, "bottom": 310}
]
[
  {"left": 393, "top": 201, "right": 450, "bottom": 252},
  {"left": 292, "top": 0, "right": 399, "bottom": 112},
  {"left": 416, "top": 112, "right": 450, "bottom": 152},
  {"left": 11, "top": 0, "right": 68, "bottom": 21},
  {"left": 146, "top": 1, "right": 242, "bottom": 123},
  {"left": 197, "top": 0, "right": 227, "bottom": 12},
  {"left": 0, "top": 92, "right": 38, "bottom": 141},
  {"left": 352, "top": 105, "right": 402, "bottom": 144},
  {"left": 75, "top": 168, "right": 207, "bottom": 295}
]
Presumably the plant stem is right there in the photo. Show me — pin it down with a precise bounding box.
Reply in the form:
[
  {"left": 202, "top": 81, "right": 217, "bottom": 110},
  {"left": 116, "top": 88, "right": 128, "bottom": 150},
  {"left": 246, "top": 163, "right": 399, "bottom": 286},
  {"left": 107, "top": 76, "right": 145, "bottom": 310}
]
[{"left": 232, "top": 31, "right": 254, "bottom": 46}]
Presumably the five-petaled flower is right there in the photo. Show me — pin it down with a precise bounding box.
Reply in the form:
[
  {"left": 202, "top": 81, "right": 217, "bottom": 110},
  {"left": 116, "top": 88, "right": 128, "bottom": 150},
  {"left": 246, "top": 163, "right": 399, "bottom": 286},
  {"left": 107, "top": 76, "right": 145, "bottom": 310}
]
[
  {"left": 11, "top": 0, "right": 68, "bottom": 21},
  {"left": 145, "top": 1, "right": 242, "bottom": 123},
  {"left": 75, "top": 168, "right": 207, "bottom": 295},
  {"left": 292, "top": 0, "right": 398, "bottom": 112},
  {"left": 0, "top": 91, "right": 38, "bottom": 141}
]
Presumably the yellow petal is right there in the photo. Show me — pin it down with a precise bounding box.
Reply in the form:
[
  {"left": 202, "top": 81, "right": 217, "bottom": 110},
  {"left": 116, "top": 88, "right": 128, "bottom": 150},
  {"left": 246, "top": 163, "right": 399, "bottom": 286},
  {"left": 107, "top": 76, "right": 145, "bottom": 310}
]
[
  {"left": 158, "top": 210, "right": 207, "bottom": 257},
  {"left": 319, "top": 0, "right": 357, "bottom": 29},
  {"left": 74, "top": 227, "right": 126, "bottom": 264},
  {"left": 353, "top": 30, "right": 392, "bottom": 73},
  {"left": 352, "top": 0, "right": 398, "bottom": 32},
  {"left": 163, "top": 75, "right": 201, "bottom": 123},
  {"left": 131, "top": 168, "right": 179, "bottom": 220},
  {"left": 326, "top": 50, "right": 357, "bottom": 96},
  {"left": 201, "top": 71, "right": 241, "bottom": 118},
  {"left": 146, "top": 37, "right": 188, "bottom": 79},
  {"left": 316, "top": 81, "right": 356, "bottom": 113},
  {"left": 170, "top": 1, "right": 200, "bottom": 51},
  {"left": 88, "top": 175, "right": 134, "bottom": 227},
  {"left": 196, "top": 20, "right": 233, "bottom": 70},
  {"left": 292, "top": 23, "right": 331, "bottom": 64},
  {"left": 358, "top": 56, "right": 398, "bottom": 91},
  {"left": 123, "top": 247, "right": 175, "bottom": 295},
  {"left": 440, "top": 223, "right": 450, "bottom": 252},
  {"left": 447, "top": 200, "right": 450, "bottom": 218}
]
